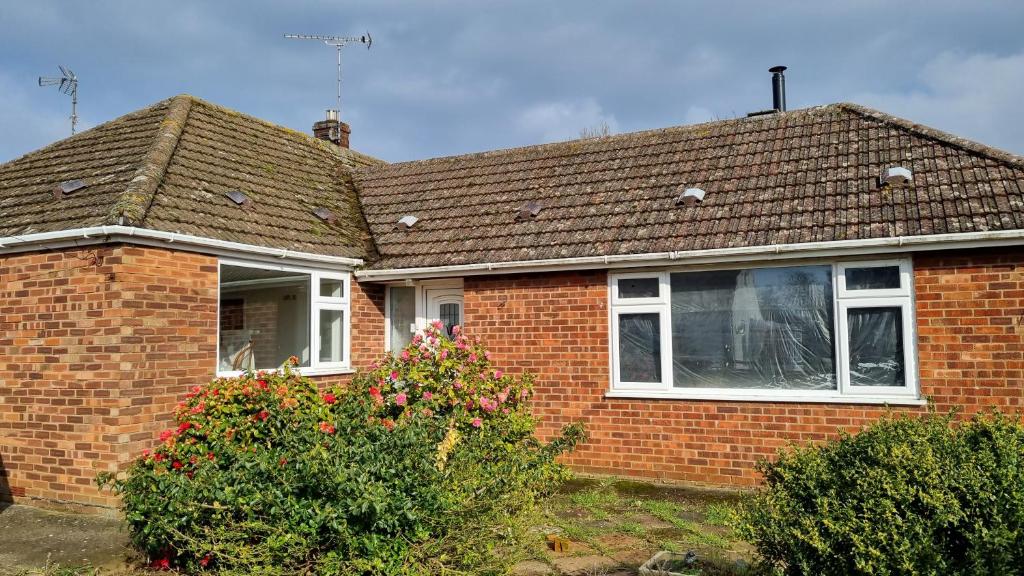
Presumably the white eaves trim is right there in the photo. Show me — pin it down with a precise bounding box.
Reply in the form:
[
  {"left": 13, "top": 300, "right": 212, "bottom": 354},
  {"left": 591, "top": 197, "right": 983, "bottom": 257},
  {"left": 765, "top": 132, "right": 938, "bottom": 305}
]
[
  {"left": 0, "top": 226, "right": 364, "bottom": 268},
  {"left": 356, "top": 229, "right": 1024, "bottom": 281}
]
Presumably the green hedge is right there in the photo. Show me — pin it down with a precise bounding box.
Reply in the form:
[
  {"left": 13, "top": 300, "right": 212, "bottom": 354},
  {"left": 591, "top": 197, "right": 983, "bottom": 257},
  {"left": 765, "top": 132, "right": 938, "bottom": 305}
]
[
  {"left": 737, "top": 412, "right": 1024, "bottom": 576},
  {"left": 99, "top": 324, "right": 585, "bottom": 575}
]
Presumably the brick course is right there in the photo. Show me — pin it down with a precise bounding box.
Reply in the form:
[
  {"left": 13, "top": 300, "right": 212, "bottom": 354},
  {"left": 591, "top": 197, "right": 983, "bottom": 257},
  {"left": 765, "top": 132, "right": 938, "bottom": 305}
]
[{"left": 464, "top": 250, "right": 1023, "bottom": 487}]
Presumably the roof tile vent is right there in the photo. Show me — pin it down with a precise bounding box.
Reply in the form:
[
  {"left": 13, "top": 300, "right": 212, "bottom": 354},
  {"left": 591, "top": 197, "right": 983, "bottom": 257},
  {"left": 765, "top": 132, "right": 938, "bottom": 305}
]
[
  {"left": 53, "top": 179, "right": 87, "bottom": 200},
  {"left": 397, "top": 215, "right": 419, "bottom": 229},
  {"left": 881, "top": 166, "right": 913, "bottom": 187},
  {"left": 312, "top": 207, "right": 336, "bottom": 224},
  {"left": 517, "top": 201, "right": 543, "bottom": 220},
  {"left": 676, "top": 187, "right": 706, "bottom": 206},
  {"left": 224, "top": 190, "right": 252, "bottom": 207}
]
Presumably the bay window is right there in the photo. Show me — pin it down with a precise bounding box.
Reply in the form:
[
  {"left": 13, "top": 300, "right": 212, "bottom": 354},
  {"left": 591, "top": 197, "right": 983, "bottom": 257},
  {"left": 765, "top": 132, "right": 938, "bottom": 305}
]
[
  {"left": 218, "top": 261, "right": 351, "bottom": 375},
  {"left": 609, "top": 259, "right": 919, "bottom": 403}
]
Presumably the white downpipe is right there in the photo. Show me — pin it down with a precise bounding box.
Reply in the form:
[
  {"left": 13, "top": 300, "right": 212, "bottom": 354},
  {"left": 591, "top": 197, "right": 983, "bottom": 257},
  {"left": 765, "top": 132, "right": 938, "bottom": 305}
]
[{"left": 0, "top": 226, "right": 364, "bottom": 268}]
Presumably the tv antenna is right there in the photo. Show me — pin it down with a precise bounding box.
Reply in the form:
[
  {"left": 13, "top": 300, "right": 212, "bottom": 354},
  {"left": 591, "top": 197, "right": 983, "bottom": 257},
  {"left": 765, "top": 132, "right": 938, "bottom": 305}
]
[
  {"left": 283, "top": 33, "right": 371, "bottom": 119},
  {"left": 39, "top": 65, "right": 79, "bottom": 135}
]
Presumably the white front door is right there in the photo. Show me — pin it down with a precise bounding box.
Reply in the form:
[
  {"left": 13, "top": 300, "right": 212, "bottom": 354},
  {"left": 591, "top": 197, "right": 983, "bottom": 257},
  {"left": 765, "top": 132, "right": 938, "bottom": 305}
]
[{"left": 425, "top": 288, "right": 464, "bottom": 338}]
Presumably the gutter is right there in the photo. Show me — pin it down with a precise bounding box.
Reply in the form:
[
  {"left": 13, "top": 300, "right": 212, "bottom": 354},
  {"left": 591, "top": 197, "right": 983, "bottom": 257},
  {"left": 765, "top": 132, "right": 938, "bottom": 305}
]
[
  {"left": 355, "top": 229, "right": 1024, "bottom": 281},
  {"left": 0, "top": 226, "right": 364, "bottom": 268}
]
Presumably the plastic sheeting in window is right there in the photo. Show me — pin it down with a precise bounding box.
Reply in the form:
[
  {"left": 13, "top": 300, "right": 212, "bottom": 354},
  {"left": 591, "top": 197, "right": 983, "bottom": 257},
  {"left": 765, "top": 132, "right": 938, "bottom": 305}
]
[
  {"left": 847, "top": 307, "right": 905, "bottom": 387},
  {"left": 670, "top": 266, "right": 836, "bottom": 390},
  {"left": 618, "top": 313, "right": 662, "bottom": 383}
]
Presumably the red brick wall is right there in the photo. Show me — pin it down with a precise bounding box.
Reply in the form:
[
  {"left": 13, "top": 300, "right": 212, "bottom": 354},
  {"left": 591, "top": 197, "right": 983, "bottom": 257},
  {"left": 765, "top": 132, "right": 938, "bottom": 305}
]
[
  {"left": 0, "top": 245, "right": 383, "bottom": 510},
  {"left": 464, "top": 250, "right": 1024, "bottom": 487}
]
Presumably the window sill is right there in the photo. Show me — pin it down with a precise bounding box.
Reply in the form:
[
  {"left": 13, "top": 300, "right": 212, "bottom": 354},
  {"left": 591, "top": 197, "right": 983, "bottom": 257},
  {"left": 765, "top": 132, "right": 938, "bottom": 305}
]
[
  {"left": 604, "top": 390, "right": 927, "bottom": 406},
  {"left": 216, "top": 367, "right": 356, "bottom": 379}
]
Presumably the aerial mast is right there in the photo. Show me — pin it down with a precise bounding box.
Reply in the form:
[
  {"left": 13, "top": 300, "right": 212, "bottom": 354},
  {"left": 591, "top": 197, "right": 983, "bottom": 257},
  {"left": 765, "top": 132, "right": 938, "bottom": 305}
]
[
  {"left": 38, "top": 65, "right": 79, "bottom": 135},
  {"left": 283, "top": 32, "right": 372, "bottom": 119}
]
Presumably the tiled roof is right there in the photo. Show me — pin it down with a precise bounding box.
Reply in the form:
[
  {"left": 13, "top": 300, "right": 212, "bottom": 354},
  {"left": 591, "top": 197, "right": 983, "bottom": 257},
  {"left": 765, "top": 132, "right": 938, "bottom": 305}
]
[
  {"left": 0, "top": 95, "right": 380, "bottom": 260},
  {"left": 355, "top": 103, "right": 1024, "bottom": 269}
]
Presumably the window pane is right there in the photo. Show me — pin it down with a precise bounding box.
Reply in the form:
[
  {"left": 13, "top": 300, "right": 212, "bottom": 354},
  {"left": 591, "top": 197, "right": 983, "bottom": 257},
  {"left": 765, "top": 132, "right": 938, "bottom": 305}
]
[
  {"left": 846, "top": 266, "right": 900, "bottom": 290},
  {"left": 618, "top": 277, "right": 660, "bottom": 299},
  {"left": 319, "top": 277, "right": 345, "bottom": 298},
  {"left": 848, "top": 307, "right": 905, "bottom": 387},
  {"left": 438, "top": 302, "right": 461, "bottom": 338},
  {"left": 389, "top": 287, "right": 416, "bottom": 351},
  {"left": 618, "top": 313, "right": 662, "bottom": 383},
  {"left": 671, "top": 266, "right": 836, "bottom": 390},
  {"left": 319, "top": 309, "right": 344, "bottom": 363},
  {"left": 219, "top": 265, "right": 310, "bottom": 371}
]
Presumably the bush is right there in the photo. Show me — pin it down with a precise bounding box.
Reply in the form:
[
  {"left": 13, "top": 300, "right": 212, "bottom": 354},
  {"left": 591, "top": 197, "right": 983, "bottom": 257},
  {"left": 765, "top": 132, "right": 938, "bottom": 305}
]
[
  {"left": 737, "top": 411, "right": 1024, "bottom": 576},
  {"left": 99, "top": 323, "right": 585, "bottom": 575}
]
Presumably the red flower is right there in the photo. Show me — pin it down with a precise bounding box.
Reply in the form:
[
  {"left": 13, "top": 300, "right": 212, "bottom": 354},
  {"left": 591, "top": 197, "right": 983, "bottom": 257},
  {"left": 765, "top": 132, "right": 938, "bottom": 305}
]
[
  {"left": 158, "top": 429, "right": 174, "bottom": 442},
  {"left": 257, "top": 410, "right": 269, "bottom": 421},
  {"left": 279, "top": 457, "right": 288, "bottom": 467},
  {"left": 186, "top": 471, "right": 194, "bottom": 479},
  {"left": 207, "top": 452, "right": 215, "bottom": 461},
  {"left": 199, "top": 554, "right": 211, "bottom": 567},
  {"left": 150, "top": 556, "right": 171, "bottom": 570},
  {"left": 382, "top": 418, "right": 395, "bottom": 431},
  {"left": 154, "top": 453, "right": 166, "bottom": 463},
  {"left": 189, "top": 455, "right": 198, "bottom": 465},
  {"left": 177, "top": 422, "right": 191, "bottom": 434},
  {"left": 369, "top": 386, "right": 384, "bottom": 405},
  {"left": 172, "top": 461, "right": 183, "bottom": 470},
  {"left": 319, "top": 421, "right": 335, "bottom": 434},
  {"left": 141, "top": 449, "right": 151, "bottom": 458},
  {"left": 287, "top": 355, "right": 300, "bottom": 366},
  {"left": 257, "top": 380, "right": 269, "bottom": 390},
  {"left": 322, "top": 392, "right": 336, "bottom": 405}
]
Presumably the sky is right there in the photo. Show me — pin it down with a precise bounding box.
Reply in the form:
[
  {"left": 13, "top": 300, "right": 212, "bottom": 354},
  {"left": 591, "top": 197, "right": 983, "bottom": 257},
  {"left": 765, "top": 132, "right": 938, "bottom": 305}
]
[{"left": 2, "top": 1, "right": 1024, "bottom": 164}]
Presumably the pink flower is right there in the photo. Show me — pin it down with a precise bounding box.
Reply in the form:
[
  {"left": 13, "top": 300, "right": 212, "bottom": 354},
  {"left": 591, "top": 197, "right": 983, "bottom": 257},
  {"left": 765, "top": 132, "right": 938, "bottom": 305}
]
[
  {"left": 412, "top": 333, "right": 423, "bottom": 345},
  {"left": 390, "top": 370, "right": 399, "bottom": 381},
  {"left": 400, "top": 350, "right": 411, "bottom": 362},
  {"left": 440, "top": 349, "right": 449, "bottom": 360},
  {"left": 494, "top": 370, "right": 503, "bottom": 379},
  {"left": 141, "top": 449, "right": 151, "bottom": 458},
  {"left": 484, "top": 351, "right": 492, "bottom": 360},
  {"left": 468, "top": 353, "right": 477, "bottom": 363},
  {"left": 453, "top": 380, "right": 464, "bottom": 390},
  {"left": 422, "top": 391, "right": 433, "bottom": 401},
  {"left": 432, "top": 319, "right": 444, "bottom": 330},
  {"left": 497, "top": 389, "right": 509, "bottom": 404},
  {"left": 159, "top": 429, "right": 174, "bottom": 442},
  {"left": 452, "top": 325, "right": 461, "bottom": 335},
  {"left": 471, "top": 418, "right": 482, "bottom": 428},
  {"left": 395, "top": 392, "right": 407, "bottom": 406}
]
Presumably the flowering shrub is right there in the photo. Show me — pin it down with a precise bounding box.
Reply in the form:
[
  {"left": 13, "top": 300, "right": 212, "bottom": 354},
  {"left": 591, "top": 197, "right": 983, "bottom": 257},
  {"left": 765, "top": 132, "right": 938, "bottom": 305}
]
[{"left": 99, "top": 324, "right": 585, "bottom": 574}]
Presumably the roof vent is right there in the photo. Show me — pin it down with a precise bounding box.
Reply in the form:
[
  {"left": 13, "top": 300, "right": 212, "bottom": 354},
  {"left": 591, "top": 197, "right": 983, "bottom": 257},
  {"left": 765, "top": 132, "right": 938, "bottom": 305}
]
[
  {"left": 53, "top": 179, "right": 87, "bottom": 199},
  {"left": 881, "top": 166, "right": 913, "bottom": 187},
  {"left": 224, "top": 190, "right": 252, "bottom": 207},
  {"left": 397, "top": 215, "right": 419, "bottom": 229},
  {"left": 312, "top": 207, "right": 336, "bottom": 224},
  {"left": 516, "top": 200, "right": 543, "bottom": 220},
  {"left": 676, "top": 187, "right": 706, "bottom": 206}
]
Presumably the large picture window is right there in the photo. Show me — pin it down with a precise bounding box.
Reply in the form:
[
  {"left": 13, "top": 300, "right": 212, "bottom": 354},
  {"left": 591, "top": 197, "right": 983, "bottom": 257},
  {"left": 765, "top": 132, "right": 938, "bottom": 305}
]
[
  {"left": 609, "top": 259, "right": 918, "bottom": 403},
  {"left": 218, "top": 261, "right": 350, "bottom": 375}
]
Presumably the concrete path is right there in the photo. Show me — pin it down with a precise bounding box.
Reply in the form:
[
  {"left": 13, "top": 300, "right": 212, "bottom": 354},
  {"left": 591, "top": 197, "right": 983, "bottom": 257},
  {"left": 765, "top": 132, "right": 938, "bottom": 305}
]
[{"left": 0, "top": 504, "right": 130, "bottom": 574}]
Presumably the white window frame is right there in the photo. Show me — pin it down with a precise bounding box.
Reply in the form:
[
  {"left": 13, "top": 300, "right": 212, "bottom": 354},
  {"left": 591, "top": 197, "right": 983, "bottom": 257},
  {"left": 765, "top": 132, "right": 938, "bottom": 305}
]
[
  {"left": 607, "top": 258, "right": 923, "bottom": 405},
  {"left": 217, "top": 259, "right": 352, "bottom": 377}
]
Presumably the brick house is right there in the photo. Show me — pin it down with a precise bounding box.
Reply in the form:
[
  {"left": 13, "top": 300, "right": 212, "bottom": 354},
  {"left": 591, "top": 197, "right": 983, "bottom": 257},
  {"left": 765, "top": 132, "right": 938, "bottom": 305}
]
[{"left": 1, "top": 93, "right": 1023, "bottom": 511}]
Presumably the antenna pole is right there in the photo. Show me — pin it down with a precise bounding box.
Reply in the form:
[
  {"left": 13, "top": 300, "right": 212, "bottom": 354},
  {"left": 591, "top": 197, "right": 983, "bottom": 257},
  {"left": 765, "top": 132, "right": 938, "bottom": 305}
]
[
  {"left": 71, "top": 81, "right": 78, "bottom": 135},
  {"left": 283, "top": 33, "right": 371, "bottom": 120}
]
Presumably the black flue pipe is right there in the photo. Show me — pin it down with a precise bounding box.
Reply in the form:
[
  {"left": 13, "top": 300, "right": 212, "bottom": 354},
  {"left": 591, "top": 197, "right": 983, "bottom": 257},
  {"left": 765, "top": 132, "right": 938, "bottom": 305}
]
[{"left": 770, "top": 65, "right": 787, "bottom": 112}]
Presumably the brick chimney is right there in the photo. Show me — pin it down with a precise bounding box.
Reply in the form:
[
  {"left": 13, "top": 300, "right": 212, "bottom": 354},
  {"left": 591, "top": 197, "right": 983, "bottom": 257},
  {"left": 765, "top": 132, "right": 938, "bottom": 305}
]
[{"left": 313, "top": 109, "right": 351, "bottom": 149}]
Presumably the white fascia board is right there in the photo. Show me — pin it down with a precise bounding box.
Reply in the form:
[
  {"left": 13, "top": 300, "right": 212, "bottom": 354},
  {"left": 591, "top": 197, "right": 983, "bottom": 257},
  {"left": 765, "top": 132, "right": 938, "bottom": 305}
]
[
  {"left": 356, "top": 229, "right": 1024, "bottom": 281},
  {"left": 0, "top": 226, "right": 363, "bottom": 268}
]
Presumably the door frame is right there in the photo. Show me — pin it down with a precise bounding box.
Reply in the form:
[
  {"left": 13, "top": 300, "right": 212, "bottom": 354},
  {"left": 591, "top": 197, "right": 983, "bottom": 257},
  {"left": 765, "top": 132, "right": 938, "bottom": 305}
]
[{"left": 384, "top": 279, "right": 464, "bottom": 351}]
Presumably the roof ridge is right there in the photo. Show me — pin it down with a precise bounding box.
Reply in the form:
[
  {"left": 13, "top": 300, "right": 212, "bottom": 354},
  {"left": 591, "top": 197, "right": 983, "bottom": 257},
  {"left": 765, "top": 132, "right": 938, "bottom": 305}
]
[
  {"left": 837, "top": 102, "right": 1024, "bottom": 170},
  {"left": 357, "top": 104, "right": 842, "bottom": 175},
  {"left": 106, "top": 94, "right": 193, "bottom": 226}
]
